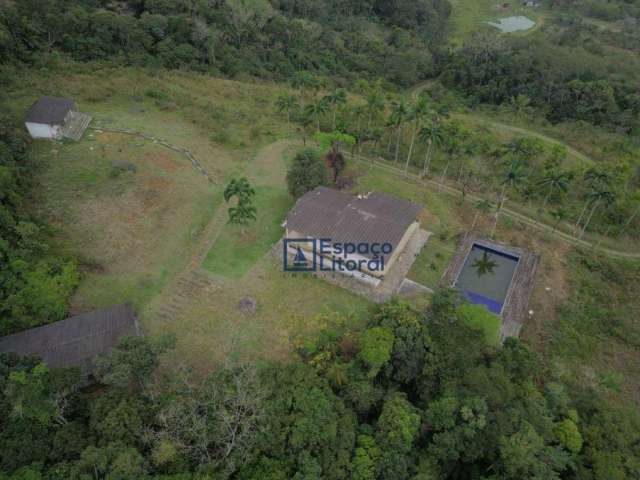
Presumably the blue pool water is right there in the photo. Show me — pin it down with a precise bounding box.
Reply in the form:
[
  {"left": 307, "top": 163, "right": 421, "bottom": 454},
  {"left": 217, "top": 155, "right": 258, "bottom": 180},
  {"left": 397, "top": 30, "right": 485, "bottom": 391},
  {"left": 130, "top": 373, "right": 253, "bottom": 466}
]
[{"left": 455, "top": 244, "right": 519, "bottom": 315}]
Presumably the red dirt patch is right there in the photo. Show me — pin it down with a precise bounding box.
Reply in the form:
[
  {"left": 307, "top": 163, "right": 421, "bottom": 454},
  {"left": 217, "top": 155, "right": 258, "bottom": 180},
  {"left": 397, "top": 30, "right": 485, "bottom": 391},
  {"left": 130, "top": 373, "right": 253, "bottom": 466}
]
[
  {"left": 147, "top": 152, "right": 184, "bottom": 173},
  {"left": 97, "top": 132, "right": 122, "bottom": 144}
]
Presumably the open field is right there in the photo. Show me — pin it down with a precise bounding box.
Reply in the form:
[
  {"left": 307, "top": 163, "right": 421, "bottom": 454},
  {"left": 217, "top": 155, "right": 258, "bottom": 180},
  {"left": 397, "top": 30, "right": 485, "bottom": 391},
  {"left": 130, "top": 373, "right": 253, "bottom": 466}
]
[
  {"left": 448, "top": 0, "right": 546, "bottom": 44},
  {"left": 12, "top": 66, "right": 640, "bottom": 404},
  {"left": 9, "top": 67, "right": 372, "bottom": 370},
  {"left": 28, "top": 131, "right": 219, "bottom": 313}
]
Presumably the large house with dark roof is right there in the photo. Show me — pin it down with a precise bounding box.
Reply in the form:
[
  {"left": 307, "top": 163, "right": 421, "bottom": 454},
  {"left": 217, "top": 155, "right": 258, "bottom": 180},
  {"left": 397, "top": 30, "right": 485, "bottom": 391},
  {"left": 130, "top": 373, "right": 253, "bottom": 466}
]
[
  {"left": 0, "top": 304, "right": 140, "bottom": 371},
  {"left": 284, "top": 186, "right": 423, "bottom": 282},
  {"left": 25, "top": 96, "right": 92, "bottom": 141}
]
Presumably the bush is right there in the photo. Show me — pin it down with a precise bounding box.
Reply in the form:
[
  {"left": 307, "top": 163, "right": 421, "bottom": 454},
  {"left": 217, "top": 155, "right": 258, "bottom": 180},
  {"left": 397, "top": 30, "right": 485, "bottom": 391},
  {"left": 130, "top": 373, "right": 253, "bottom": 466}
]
[{"left": 286, "top": 148, "right": 328, "bottom": 198}]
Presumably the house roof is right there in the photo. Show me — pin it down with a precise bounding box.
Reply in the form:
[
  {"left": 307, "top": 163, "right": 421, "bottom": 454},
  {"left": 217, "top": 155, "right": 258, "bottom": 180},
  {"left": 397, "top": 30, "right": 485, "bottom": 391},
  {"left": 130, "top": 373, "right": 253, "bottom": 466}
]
[
  {"left": 0, "top": 304, "right": 140, "bottom": 370},
  {"left": 25, "top": 96, "right": 76, "bottom": 125},
  {"left": 285, "top": 187, "right": 422, "bottom": 259}
]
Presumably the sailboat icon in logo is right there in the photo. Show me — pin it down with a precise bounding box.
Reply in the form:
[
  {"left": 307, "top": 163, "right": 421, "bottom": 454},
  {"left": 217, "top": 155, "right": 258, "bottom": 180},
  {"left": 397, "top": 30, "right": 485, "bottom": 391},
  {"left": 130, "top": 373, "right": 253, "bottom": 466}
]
[{"left": 293, "top": 246, "right": 308, "bottom": 268}]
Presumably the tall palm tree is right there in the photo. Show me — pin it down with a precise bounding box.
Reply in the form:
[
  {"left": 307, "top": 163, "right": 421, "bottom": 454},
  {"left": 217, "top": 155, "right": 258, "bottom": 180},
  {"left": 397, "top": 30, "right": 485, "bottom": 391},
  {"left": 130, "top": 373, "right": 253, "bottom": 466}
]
[
  {"left": 471, "top": 199, "right": 493, "bottom": 231},
  {"left": 324, "top": 89, "right": 347, "bottom": 130},
  {"left": 389, "top": 99, "right": 409, "bottom": 165},
  {"left": 404, "top": 97, "right": 430, "bottom": 175},
  {"left": 304, "top": 98, "right": 329, "bottom": 132},
  {"left": 510, "top": 94, "right": 531, "bottom": 117},
  {"left": 574, "top": 168, "right": 612, "bottom": 236},
  {"left": 579, "top": 184, "right": 616, "bottom": 240},
  {"left": 499, "top": 158, "right": 528, "bottom": 212},
  {"left": 351, "top": 104, "right": 366, "bottom": 137},
  {"left": 276, "top": 93, "right": 299, "bottom": 130},
  {"left": 291, "top": 71, "right": 319, "bottom": 107},
  {"left": 618, "top": 195, "right": 640, "bottom": 238},
  {"left": 365, "top": 89, "right": 385, "bottom": 130},
  {"left": 419, "top": 116, "right": 444, "bottom": 177},
  {"left": 550, "top": 207, "right": 568, "bottom": 234},
  {"left": 538, "top": 170, "right": 572, "bottom": 208}
]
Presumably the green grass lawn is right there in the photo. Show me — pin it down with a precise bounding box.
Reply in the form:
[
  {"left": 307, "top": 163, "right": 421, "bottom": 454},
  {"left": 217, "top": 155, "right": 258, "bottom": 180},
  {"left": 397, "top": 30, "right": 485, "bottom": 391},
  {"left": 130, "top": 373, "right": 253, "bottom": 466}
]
[
  {"left": 27, "top": 132, "right": 219, "bottom": 312},
  {"left": 449, "top": 0, "right": 546, "bottom": 45},
  {"left": 407, "top": 235, "right": 457, "bottom": 289},
  {"left": 202, "top": 186, "right": 294, "bottom": 279}
]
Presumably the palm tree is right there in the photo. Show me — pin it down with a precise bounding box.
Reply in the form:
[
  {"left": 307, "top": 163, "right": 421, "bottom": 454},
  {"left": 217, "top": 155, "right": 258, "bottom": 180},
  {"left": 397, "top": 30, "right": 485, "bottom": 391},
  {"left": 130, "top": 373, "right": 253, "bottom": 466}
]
[
  {"left": 618, "top": 195, "right": 640, "bottom": 238},
  {"left": 538, "top": 170, "right": 572, "bottom": 209},
  {"left": 574, "top": 168, "right": 612, "bottom": 236},
  {"left": 579, "top": 184, "right": 616, "bottom": 240},
  {"left": 389, "top": 99, "right": 409, "bottom": 164},
  {"left": 499, "top": 158, "right": 528, "bottom": 212},
  {"left": 276, "top": 93, "right": 299, "bottom": 130},
  {"left": 471, "top": 199, "right": 493, "bottom": 231},
  {"left": 224, "top": 177, "right": 257, "bottom": 230},
  {"left": 365, "top": 89, "right": 385, "bottom": 130},
  {"left": 550, "top": 207, "right": 568, "bottom": 234},
  {"left": 419, "top": 117, "right": 444, "bottom": 177},
  {"left": 510, "top": 94, "right": 531, "bottom": 116},
  {"left": 224, "top": 177, "right": 255, "bottom": 203},
  {"left": 472, "top": 251, "right": 498, "bottom": 277},
  {"left": 404, "top": 97, "right": 430, "bottom": 176},
  {"left": 304, "top": 99, "right": 329, "bottom": 132},
  {"left": 291, "top": 71, "right": 319, "bottom": 107},
  {"left": 324, "top": 89, "right": 347, "bottom": 130},
  {"left": 351, "top": 104, "right": 367, "bottom": 138}
]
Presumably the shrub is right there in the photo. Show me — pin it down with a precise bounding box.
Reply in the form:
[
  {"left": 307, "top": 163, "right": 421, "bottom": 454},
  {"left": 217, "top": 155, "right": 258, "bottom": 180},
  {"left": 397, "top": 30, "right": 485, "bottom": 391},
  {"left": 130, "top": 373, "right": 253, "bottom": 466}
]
[{"left": 286, "top": 148, "right": 328, "bottom": 198}]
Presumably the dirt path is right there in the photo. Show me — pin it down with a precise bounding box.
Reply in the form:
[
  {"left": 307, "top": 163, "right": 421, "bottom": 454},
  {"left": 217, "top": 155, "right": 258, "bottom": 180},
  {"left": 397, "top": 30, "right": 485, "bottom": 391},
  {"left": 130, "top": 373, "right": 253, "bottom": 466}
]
[{"left": 248, "top": 138, "right": 302, "bottom": 187}]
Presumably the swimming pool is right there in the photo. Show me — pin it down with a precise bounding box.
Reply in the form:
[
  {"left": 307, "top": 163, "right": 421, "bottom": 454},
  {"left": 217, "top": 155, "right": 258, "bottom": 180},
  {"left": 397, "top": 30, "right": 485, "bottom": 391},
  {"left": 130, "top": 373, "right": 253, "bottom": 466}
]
[{"left": 454, "top": 244, "right": 520, "bottom": 315}]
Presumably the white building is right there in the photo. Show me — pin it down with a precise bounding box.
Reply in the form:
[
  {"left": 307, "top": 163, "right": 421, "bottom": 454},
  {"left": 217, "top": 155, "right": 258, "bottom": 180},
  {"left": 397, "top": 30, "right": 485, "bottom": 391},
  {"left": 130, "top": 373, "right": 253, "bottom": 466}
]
[{"left": 25, "top": 96, "right": 77, "bottom": 139}]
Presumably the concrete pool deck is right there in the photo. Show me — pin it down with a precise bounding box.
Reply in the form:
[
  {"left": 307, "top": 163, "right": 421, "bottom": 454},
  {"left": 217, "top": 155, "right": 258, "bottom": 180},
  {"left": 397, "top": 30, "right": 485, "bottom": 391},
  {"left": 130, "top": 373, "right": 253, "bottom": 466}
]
[{"left": 441, "top": 234, "right": 540, "bottom": 341}]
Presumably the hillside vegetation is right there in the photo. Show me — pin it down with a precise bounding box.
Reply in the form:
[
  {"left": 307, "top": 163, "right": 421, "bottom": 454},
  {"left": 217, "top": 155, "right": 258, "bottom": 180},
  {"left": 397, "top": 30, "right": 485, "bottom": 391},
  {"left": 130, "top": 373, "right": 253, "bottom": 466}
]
[{"left": 1, "top": 1, "right": 640, "bottom": 479}]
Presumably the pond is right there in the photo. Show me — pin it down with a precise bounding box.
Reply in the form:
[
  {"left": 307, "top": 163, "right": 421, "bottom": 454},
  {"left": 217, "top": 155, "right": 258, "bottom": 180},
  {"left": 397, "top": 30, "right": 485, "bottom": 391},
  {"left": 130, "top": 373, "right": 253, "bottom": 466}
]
[
  {"left": 454, "top": 244, "right": 519, "bottom": 315},
  {"left": 487, "top": 16, "right": 536, "bottom": 33}
]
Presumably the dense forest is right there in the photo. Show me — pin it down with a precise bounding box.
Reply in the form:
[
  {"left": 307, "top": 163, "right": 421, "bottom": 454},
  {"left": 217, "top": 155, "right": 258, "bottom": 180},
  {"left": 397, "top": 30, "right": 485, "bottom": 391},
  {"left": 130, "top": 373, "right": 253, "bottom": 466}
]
[
  {"left": 0, "top": 0, "right": 451, "bottom": 86},
  {"left": 2, "top": 296, "right": 639, "bottom": 479},
  {"left": 1, "top": 0, "right": 640, "bottom": 478}
]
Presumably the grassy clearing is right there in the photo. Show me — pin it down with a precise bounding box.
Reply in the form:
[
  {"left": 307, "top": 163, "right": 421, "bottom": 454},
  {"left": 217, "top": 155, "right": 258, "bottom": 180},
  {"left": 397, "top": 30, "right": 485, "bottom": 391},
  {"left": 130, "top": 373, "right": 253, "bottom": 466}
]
[
  {"left": 203, "top": 187, "right": 294, "bottom": 279},
  {"left": 28, "top": 131, "right": 218, "bottom": 313},
  {"left": 407, "top": 235, "right": 457, "bottom": 289},
  {"left": 12, "top": 67, "right": 374, "bottom": 368},
  {"left": 154, "top": 257, "right": 371, "bottom": 370},
  {"left": 544, "top": 252, "right": 640, "bottom": 404},
  {"left": 449, "top": 0, "right": 545, "bottom": 44},
  {"left": 458, "top": 304, "right": 502, "bottom": 347}
]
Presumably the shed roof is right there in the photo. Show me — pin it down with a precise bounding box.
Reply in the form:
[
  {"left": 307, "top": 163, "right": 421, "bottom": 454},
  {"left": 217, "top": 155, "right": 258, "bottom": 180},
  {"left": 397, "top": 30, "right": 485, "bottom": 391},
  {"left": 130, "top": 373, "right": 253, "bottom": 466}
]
[
  {"left": 285, "top": 187, "right": 422, "bottom": 259},
  {"left": 25, "top": 96, "right": 76, "bottom": 125},
  {"left": 0, "top": 304, "right": 140, "bottom": 370}
]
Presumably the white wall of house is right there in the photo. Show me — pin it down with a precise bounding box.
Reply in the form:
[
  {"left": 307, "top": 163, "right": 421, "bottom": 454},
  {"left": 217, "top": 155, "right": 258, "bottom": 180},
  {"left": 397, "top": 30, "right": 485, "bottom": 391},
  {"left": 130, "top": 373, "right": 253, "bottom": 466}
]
[{"left": 25, "top": 122, "right": 61, "bottom": 139}]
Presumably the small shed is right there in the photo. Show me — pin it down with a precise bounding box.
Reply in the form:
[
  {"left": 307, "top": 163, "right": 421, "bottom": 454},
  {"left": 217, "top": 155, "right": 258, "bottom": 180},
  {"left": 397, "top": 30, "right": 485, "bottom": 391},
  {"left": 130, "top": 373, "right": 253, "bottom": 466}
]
[
  {"left": 25, "top": 96, "right": 92, "bottom": 141},
  {"left": 0, "top": 304, "right": 141, "bottom": 371}
]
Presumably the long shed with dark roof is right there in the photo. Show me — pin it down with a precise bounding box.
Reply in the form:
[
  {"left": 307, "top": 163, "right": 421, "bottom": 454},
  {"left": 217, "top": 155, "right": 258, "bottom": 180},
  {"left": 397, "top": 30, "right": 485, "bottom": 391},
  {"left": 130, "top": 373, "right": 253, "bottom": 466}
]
[{"left": 0, "top": 304, "right": 140, "bottom": 370}]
